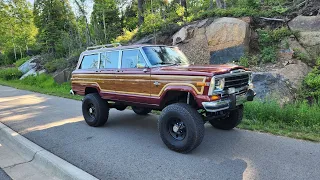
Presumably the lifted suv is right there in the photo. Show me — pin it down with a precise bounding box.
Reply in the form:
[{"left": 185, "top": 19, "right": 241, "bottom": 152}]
[{"left": 71, "top": 43, "right": 255, "bottom": 153}]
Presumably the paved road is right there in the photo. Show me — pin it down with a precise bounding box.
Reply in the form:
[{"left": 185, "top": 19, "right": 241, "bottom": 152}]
[
  {"left": 0, "top": 85, "right": 319, "bottom": 180},
  {"left": 0, "top": 169, "right": 11, "bottom": 180}
]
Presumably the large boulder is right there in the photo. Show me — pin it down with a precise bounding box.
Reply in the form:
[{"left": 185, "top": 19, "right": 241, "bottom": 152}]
[
  {"left": 206, "top": 17, "right": 250, "bottom": 64},
  {"left": 174, "top": 19, "right": 211, "bottom": 65},
  {"left": 18, "top": 56, "right": 40, "bottom": 73},
  {"left": 53, "top": 68, "right": 72, "bottom": 84},
  {"left": 171, "top": 17, "right": 251, "bottom": 65},
  {"left": 288, "top": 16, "right": 320, "bottom": 58},
  {"left": 252, "top": 60, "right": 311, "bottom": 104},
  {"left": 252, "top": 72, "right": 294, "bottom": 104}
]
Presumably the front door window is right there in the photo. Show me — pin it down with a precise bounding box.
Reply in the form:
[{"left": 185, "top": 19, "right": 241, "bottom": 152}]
[{"left": 121, "top": 49, "right": 146, "bottom": 68}]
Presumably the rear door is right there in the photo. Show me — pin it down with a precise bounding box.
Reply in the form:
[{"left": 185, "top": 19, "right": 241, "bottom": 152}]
[
  {"left": 115, "top": 49, "right": 151, "bottom": 104},
  {"left": 98, "top": 50, "right": 120, "bottom": 99}
]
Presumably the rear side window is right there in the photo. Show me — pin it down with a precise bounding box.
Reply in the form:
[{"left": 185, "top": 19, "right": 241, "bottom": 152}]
[
  {"left": 100, "top": 51, "right": 119, "bottom": 69},
  {"left": 80, "top": 54, "right": 99, "bottom": 69},
  {"left": 121, "top": 49, "right": 146, "bottom": 68}
]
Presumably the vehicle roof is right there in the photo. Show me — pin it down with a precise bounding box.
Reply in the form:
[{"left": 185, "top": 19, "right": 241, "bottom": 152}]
[{"left": 81, "top": 44, "right": 171, "bottom": 55}]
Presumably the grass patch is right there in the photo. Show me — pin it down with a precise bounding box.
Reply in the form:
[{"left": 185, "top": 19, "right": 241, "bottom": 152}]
[
  {"left": 0, "top": 73, "right": 81, "bottom": 100},
  {"left": 239, "top": 101, "right": 320, "bottom": 142}
]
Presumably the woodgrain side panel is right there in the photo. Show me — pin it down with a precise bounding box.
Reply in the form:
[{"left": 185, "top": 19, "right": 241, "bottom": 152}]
[
  {"left": 150, "top": 75, "right": 206, "bottom": 96},
  {"left": 72, "top": 74, "right": 206, "bottom": 97}
]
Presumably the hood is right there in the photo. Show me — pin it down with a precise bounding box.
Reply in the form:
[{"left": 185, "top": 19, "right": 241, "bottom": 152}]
[{"left": 157, "top": 64, "right": 247, "bottom": 75}]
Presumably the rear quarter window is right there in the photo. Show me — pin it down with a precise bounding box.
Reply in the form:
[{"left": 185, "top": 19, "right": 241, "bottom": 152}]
[
  {"left": 100, "top": 51, "right": 119, "bottom": 69},
  {"left": 80, "top": 54, "right": 99, "bottom": 69}
]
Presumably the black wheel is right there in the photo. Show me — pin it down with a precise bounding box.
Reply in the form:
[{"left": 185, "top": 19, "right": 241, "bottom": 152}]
[
  {"left": 115, "top": 104, "right": 127, "bottom": 111},
  {"left": 132, "top": 106, "right": 152, "bottom": 115},
  {"left": 82, "top": 93, "right": 109, "bottom": 127},
  {"left": 209, "top": 105, "right": 244, "bottom": 130},
  {"left": 158, "top": 103, "right": 205, "bottom": 153}
]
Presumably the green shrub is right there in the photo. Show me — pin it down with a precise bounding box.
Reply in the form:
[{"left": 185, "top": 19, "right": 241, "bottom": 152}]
[
  {"left": 261, "top": 46, "right": 277, "bottom": 63},
  {"left": 239, "top": 56, "right": 249, "bottom": 67},
  {"left": 21, "top": 74, "right": 57, "bottom": 88},
  {"left": 14, "top": 57, "right": 30, "bottom": 67},
  {"left": 303, "top": 58, "right": 320, "bottom": 98},
  {"left": 257, "top": 27, "right": 296, "bottom": 64},
  {"left": 244, "top": 100, "right": 320, "bottom": 128},
  {"left": 45, "top": 58, "right": 68, "bottom": 73},
  {"left": 293, "top": 49, "right": 312, "bottom": 64},
  {"left": 0, "top": 68, "right": 23, "bottom": 80},
  {"left": 113, "top": 28, "right": 138, "bottom": 44}
]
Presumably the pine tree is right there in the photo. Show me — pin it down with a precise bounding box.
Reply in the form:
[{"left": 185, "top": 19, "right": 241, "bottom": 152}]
[{"left": 34, "top": 0, "right": 76, "bottom": 54}]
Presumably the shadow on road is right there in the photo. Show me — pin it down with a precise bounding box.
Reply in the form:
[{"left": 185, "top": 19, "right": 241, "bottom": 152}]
[{"left": 0, "top": 91, "right": 250, "bottom": 179}]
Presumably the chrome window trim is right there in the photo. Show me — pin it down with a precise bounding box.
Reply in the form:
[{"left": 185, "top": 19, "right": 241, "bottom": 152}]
[
  {"left": 118, "top": 50, "right": 122, "bottom": 69},
  {"left": 97, "top": 53, "right": 101, "bottom": 69},
  {"left": 78, "top": 53, "right": 100, "bottom": 70}
]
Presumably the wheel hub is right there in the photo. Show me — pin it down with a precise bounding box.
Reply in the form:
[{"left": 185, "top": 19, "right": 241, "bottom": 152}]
[
  {"left": 168, "top": 119, "right": 186, "bottom": 141},
  {"left": 173, "top": 124, "right": 180, "bottom": 133},
  {"left": 87, "top": 104, "right": 96, "bottom": 118}
]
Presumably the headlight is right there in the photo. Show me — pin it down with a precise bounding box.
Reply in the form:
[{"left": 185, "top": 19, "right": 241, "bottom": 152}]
[
  {"left": 215, "top": 78, "right": 225, "bottom": 90},
  {"left": 248, "top": 73, "right": 253, "bottom": 84},
  {"left": 208, "top": 77, "right": 224, "bottom": 95},
  {"left": 248, "top": 73, "right": 254, "bottom": 89}
]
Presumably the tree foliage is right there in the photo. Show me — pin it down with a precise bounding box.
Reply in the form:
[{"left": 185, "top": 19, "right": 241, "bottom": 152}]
[
  {"left": 0, "top": 0, "right": 297, "bottom": 65},
  {"left": 34, "top": 0, "right": 77, "bottom": 55},
  {"left": 0, "top": 0, "right": 37, "bottom": 64}
]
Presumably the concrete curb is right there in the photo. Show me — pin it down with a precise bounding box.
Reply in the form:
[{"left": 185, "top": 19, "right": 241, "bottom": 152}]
[{"left": 0, "top": 122, "right": 98, "bottom": 180}]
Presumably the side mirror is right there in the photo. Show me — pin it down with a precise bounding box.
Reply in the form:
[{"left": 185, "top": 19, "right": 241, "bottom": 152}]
[{"left": 136, "top": 63, "right": 146, "bottom": 69}]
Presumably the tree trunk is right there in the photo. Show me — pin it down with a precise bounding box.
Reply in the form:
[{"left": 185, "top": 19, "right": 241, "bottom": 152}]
[
  {"left": 181, "top": 0, "right": 187, "bottom": 17},
  {"left": 223, "top": 0, "right": 226, "bottom": 9},
  {"left": 138, "top": 0, "right": 144, "bottom": 26},
  {"left": 216, "top": 0, "right": 223, "bottom": 9},
  {"left": 209, "top": 0, "right": 214, "bottom": 9},
  {"left": 74, "top": 0, "right": 92, "bottom": 46},
  {"left": 103, "top": 9, "right": 107, "bottom": 42}
]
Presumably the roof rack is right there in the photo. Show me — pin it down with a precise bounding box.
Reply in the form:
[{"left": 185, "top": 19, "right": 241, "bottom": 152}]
[{"left": 86, "top": 43, "right": 122, "bottom": 51}]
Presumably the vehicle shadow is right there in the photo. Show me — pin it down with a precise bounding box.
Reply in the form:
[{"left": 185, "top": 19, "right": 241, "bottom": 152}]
[{"left": 0, "top": 92, "right": 250, "bottom": 179}]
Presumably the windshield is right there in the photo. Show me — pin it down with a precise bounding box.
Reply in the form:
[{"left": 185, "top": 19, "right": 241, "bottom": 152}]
[{"left": 142, "top": 46, "right": 189, "bottom": 66}]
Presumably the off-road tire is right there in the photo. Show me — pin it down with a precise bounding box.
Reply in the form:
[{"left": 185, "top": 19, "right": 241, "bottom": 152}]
[
  {"left": 209, "top": 105, "right": 243, "bottom": 130},
  {"left": 82, "top": 93, "right": 109, "bottom": 127},
  {"left": 158, "top": 103, "right": 205, "bottom": 153},
  {"left": 132, "top": 106, "right": 152, "bottom": 115}
]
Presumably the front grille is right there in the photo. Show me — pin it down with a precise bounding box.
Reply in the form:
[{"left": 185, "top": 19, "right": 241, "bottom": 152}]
[{"left": 224, "top": 74, "right": 249, "bottom": 90}]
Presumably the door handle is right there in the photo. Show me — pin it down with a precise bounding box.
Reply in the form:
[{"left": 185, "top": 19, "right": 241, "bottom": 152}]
[{"left": 143, "top": 69, "right": 148, "bottom": 73}]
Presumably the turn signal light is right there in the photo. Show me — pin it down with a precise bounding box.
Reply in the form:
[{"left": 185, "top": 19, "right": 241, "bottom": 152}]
[
  {"left": 196, "top": 82, "right": 206, "bottom": 86},
  {"left": 211, "top": 95, "right": 220, "bottom": 101}
]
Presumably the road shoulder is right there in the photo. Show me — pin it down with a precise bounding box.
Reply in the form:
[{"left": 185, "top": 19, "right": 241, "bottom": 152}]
[{"left": 0, "top": 122, "right": 97, "bottom": 180}]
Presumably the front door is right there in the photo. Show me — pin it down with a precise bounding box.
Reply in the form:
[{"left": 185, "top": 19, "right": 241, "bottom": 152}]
[{"left": 115, "top": 49, "right": 151, "bottom": 104}]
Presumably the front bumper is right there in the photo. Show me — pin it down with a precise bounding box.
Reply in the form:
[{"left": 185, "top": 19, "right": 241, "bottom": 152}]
[{"left": 202, "top": 89, "right": 255, "bottom": 112}]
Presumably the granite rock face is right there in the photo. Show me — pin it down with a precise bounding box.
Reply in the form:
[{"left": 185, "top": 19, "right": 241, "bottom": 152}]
[
  {"left": 171, "top": 17, "right": 251, "bottom": 65},
  {"left": 53, "top": 68, "right": 73, "bottom": 84},
  {"left": 206, "top": 17, "right": 250, "bottom": 64},
  {"left": 288, "top": 16, "right": 320, "bottom": 58}
]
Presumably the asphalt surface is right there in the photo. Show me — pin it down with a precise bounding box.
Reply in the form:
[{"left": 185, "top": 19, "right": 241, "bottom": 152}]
[
  {"left": 0, "top": 168, "right": 11, "bottom": 180},
  {"left": 0, "top": 85, "right": 319, "bottom": 180}
]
